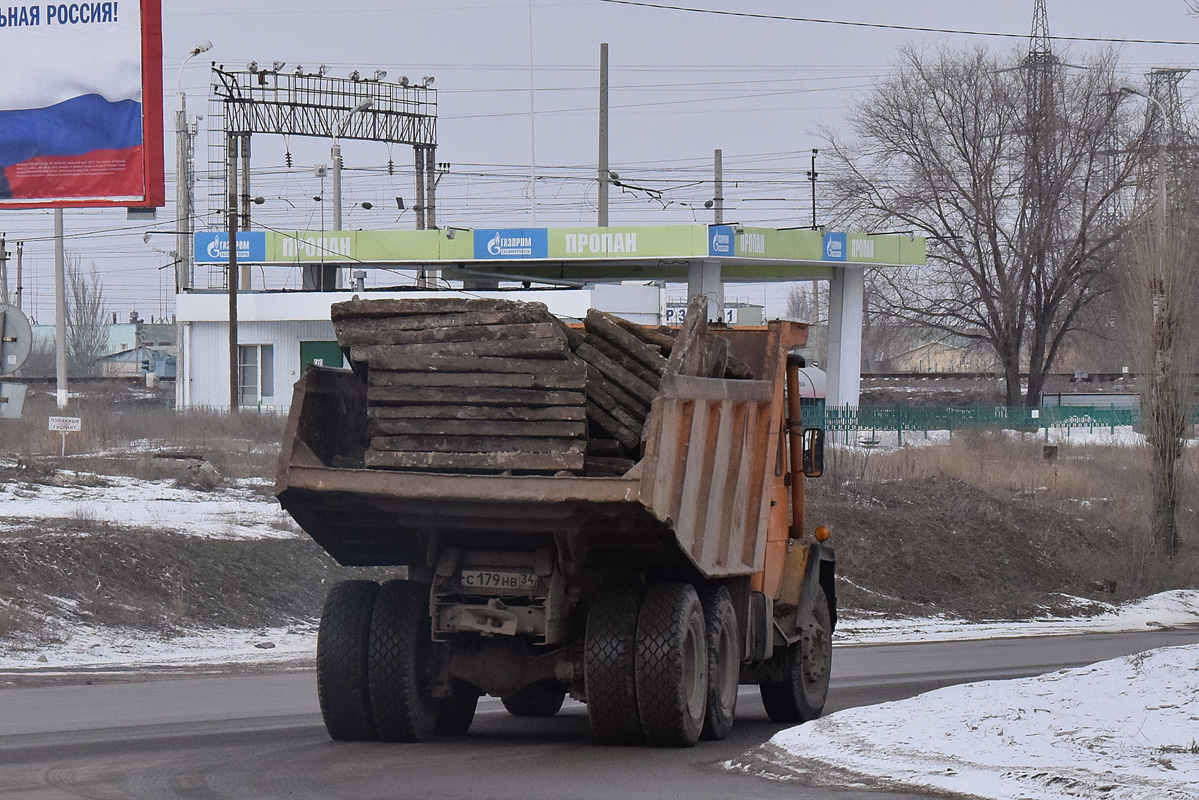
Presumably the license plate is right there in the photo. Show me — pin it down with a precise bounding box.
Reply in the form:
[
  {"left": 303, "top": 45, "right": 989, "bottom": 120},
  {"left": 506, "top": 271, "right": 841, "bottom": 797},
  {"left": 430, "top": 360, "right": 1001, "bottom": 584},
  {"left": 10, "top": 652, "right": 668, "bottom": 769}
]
[{"left": 459, "top": 569, "right": 538, "bottom": 593}]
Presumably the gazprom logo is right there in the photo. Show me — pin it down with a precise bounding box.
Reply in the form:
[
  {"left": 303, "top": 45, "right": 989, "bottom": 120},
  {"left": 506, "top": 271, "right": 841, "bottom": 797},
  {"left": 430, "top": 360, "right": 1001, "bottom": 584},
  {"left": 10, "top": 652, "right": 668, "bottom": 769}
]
[
  {"left": 709, "top": 225, "right": 734, "bottom": 256},
  {"left": 474, "top": 228, "right": 547, "bottom": 259},
  {"left": 823, "top": 232, "right": 847, "bottom": 262},
  {"left": 194, "top": 232, "right": 266, "bottom": 263}
]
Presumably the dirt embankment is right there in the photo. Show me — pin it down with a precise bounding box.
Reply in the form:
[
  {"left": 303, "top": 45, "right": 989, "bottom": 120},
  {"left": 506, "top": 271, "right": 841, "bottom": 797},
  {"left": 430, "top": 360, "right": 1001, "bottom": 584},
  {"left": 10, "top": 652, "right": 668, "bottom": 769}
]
[{"left": 809, "top": 474, "right": 1132, "bottom": 620}]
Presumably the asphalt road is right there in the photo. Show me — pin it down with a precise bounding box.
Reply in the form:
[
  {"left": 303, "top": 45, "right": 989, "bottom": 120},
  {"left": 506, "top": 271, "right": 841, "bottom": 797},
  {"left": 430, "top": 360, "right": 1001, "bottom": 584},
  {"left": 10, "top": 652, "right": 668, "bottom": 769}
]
[{"left": 2, "top": 627, "right": 1198, "bottom": 800}]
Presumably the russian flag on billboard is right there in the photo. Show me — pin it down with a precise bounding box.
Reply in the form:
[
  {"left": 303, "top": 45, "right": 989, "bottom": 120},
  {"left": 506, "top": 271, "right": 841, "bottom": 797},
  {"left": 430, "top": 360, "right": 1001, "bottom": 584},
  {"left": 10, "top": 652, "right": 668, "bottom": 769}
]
[{"left": 0, "top": 0, "right": 163, "bottom": 206}]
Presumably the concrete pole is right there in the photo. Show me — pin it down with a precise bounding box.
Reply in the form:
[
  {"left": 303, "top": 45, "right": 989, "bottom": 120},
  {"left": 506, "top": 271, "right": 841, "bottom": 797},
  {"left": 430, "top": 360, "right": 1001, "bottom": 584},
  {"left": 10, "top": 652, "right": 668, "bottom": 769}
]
[
  {"left": 174, "top": 41, "right": 210, "bottom": 292},
  {"left": 414, "top": 147, "right": 426, "bottom": 231},
  {"left": 54, "top": 210, "right": 67, "bottom": 409},
  {"left": 425, "top": 146, "right": 437, "bottom": 230},
  {"left": 598, "top": 42, "right": 609, "bottom": 227},
  {"left": 527, "top": 0, "right": 537, "bottom": 225},
  {"left": 175, "top": 100, "right": 190, "bottom": 292},
  {"left": 332, "top": 140, "right": 343, "bottom": 232},
  {"left": 239, "top": 135, "right": 252, "bottom": 291},
  {"left": 713, "top": 149, "right": 723, "bottom": 225},
  {"left": 15, "top": 241, "right": 22, "bottom": 311},
  {"left": 227, "top": 133, "right": 240, "bottom": 414},
  {"left": 0, "top": 234, "right": 8, "bottom": 305}
]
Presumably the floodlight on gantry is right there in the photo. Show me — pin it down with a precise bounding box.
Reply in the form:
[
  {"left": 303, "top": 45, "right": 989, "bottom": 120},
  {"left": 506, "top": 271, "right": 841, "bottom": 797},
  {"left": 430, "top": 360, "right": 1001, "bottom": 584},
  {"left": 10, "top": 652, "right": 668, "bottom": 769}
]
[{"left": 210, "top": 66, "right": 436, "bottom": 146}]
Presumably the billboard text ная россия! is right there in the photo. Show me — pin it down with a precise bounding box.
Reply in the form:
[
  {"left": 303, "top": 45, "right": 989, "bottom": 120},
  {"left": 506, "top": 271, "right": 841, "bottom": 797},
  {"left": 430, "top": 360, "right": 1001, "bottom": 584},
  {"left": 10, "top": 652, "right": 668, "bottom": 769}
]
[{"left": 0, "top": 0, "right": 164, "bottom": 208}]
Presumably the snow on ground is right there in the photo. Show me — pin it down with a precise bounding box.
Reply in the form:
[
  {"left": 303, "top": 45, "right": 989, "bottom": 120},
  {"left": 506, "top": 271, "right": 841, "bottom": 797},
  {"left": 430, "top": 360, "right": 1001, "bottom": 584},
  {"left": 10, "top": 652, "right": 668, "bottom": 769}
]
[
  {"left": 0, "top": 621, "right": 317, "bottom": 675},
  {"left": 0, "top": 474, "right": 300, "bottom": 540},
  {"left": 838, "top": 590, "right": 1199, "bottom": 644},
  {"left": 729, "top": 590, "right": 1199, "bottom": 800},
  {"left": 738, "top": 643, "right": 1199, "bottom": 800},
  {"left": 843, "top": 425, "right": 1145, "bottom": 451}
]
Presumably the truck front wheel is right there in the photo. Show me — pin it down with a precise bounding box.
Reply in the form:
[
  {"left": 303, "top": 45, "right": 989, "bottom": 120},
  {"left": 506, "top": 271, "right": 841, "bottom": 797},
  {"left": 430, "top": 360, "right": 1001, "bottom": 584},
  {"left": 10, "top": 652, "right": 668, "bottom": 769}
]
[
  {"left": 316, "top": 580, "right": 379, "bottom": 742},
  {"left": 368, "top": 580, "right": 442, "bottom": 742},
  {"left": 759, "top": 598, "right": 832, "bottom": 723},
  {"left": 635, "top": 582, "right": 708, "bottom": 747}
]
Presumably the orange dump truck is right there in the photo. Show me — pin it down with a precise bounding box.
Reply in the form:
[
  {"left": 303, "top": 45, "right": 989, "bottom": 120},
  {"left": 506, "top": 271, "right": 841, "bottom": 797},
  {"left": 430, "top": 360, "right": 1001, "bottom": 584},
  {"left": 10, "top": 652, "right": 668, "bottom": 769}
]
[{"left": 275, "top": 314, "right": 834, "bottom": 747}]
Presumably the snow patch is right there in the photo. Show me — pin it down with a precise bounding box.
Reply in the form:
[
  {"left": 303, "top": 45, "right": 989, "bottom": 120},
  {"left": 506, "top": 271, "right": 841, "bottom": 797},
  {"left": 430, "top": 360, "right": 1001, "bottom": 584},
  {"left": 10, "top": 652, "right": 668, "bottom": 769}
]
[
  {"left": 740, "top": 643, "right": 1199, "bottom": 800},
  {"left": 837, "top": 590, "right": 1199, "bottom": 644},
  {"left": 1, "top": 474, "right": 299, "bottom": 540}
]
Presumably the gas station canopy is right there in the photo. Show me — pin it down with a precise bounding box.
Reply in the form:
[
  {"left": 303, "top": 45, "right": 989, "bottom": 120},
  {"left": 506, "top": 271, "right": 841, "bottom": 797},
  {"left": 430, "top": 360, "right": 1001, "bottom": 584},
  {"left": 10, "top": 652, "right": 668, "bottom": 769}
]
[{"left": 194, "top": 224, "right": 925, "bottom": 283}]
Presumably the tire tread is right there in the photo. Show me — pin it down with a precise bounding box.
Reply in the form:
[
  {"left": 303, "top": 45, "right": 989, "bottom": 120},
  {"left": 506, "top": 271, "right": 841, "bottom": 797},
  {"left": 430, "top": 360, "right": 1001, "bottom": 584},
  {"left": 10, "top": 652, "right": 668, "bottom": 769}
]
[{"left": 316, "top": 580, "right": 379, "bottom": 742}]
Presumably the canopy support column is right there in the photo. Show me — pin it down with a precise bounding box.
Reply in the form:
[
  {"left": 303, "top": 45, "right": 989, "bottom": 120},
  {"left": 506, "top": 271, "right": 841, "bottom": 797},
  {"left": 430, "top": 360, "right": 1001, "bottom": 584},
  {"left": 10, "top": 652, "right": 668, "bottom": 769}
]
[
  {"left": 825, "top": 266, "right": 864, "bottom": 407},
  {"left": 687, "top": 258, "right": 724, "bottom": 322}
]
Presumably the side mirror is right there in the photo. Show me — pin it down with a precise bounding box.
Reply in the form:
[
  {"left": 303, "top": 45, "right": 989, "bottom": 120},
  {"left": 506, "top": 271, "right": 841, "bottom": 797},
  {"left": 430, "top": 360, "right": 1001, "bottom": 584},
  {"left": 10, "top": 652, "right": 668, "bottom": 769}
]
[{"left": 802, "top": 427, "right": 824, "bottom": 478}]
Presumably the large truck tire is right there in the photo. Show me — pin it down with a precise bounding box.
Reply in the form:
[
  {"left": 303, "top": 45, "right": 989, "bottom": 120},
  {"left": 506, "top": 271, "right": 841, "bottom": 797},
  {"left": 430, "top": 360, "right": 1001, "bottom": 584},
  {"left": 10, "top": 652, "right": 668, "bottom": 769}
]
[
  {"left": 697, "top": 585, "right": 738, "bottom": 741},
  {"left": 316, "top": 580, "right": 379, "bottom": 741},
  {"left": 759, "top": 597, "right": 832, "bottom": 723},
  {"left": 435, "top": 680, "right": 481, "bottom": 735},
  {"left": 368, "top": 580, "right": 442, "bottom": 742},
  {"left": 635, "top": 582, "right": 708, "bottom": 748},
  {"left": 584, "top": 586, "right": 645, "bottom": 745},
  {"left": 502, "top": 680, "right": 567, "bottom": 717}
]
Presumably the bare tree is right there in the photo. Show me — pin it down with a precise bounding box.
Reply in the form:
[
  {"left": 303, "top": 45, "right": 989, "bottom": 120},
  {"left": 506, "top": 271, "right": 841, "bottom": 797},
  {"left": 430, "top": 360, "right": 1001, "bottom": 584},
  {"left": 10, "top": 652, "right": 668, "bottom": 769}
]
[
  {"left": 823, "top": 45, "right": 1143, "bottom": 405},
  {"left": 786, "top": 282, "right": 827, "bottom": 366},
  {"left": 1128, "top": 172, "right": 1199, "bottom": 558},
  {"left": 65, "top": 254, "right": 110, "bottom": 376},
  {"left": 785, "top": 282, "right": 820, "bottom": 322}
]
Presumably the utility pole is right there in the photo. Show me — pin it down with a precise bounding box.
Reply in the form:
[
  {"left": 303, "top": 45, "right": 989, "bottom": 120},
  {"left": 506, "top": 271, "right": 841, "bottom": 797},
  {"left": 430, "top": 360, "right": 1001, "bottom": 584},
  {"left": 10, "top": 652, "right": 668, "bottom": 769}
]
[
  {"left": 414, "top": 147, "right": 426, "bottom": 231},
  {"left": 807, "top": 149, "right": 818, "bottom": 228},
  {"left": 425, "top": 146, "right": 437, "bottom": 229},
  {"left": 239, "top": 135, "right": 252, "bottom": 291},
  {"left": 175, "top": 41, "right": 211, "bottom": 294},
  {"left": 598, "top": 42, "right": 609, "bottom": 227},
  {"left": 0, "top": 234, "right": 7, "bottom": 305},
  {"left": 807, "top": 148, "right": 820, "bottom": 323},
  {"left": 54, "top": 210, "right": 67, "bottom": 409},
  {"left": 713, "top": 149, "right": 723, "bottom": 224},
  {"left": 175, "top": 101, "right": 191, "bottom": 292},
  {"left": 527, "top": 0, "right": 537, "bottom": 225},
  {"left": 175, "top": 101, "right": 192, "bottom": 292},
  {"left": 227, "top": 131, "right": 240, "bottom": 414},
  {"left": 15, "top": 241, "right": 22, "bottom": 311}
]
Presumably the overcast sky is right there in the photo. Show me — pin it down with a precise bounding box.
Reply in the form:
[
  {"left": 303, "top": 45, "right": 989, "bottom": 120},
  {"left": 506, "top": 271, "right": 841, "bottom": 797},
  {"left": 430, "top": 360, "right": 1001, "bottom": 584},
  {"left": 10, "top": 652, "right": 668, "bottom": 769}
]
[{"left": 5, "top": 0, "right": 1199, "bottom": 323}]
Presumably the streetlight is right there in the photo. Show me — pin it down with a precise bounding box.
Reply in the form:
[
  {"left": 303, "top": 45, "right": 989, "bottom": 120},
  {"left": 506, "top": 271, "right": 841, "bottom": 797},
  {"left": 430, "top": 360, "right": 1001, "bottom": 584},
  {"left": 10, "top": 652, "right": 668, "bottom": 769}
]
[
  {"left": 331, "top": 99, "right": 373, "bottom": 233},
  {"left": 175, "top": 40, "right": 212, "bottom": 294}
]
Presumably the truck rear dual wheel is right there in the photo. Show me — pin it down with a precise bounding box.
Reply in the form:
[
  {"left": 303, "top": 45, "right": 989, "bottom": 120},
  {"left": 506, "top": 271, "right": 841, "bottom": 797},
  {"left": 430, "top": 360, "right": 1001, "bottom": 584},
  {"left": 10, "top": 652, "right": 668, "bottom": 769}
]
[
  {"left": 635, "top": 583, "right": 708, "bottom": 748},
  {"left": 759, "top": 597, "right": 832, "bottom": 724},
  {"left": 585, "top": 587, "right": 646, "bottom": 745},
  {"left": 369, "top": 579, "right": 478, "bottom": 742},
  {"left": 317, "top": 580, "right": 380, "bottom": 741},
  {"left": 698, "top": 585, "right": 738, "bottom": 741}
]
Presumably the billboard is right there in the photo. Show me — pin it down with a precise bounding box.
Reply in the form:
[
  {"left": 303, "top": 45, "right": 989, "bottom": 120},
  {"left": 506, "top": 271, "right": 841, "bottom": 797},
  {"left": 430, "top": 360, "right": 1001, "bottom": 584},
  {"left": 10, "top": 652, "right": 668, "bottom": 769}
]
[{"left": 0, "top": 0, "right": 164, "bottom": 208}]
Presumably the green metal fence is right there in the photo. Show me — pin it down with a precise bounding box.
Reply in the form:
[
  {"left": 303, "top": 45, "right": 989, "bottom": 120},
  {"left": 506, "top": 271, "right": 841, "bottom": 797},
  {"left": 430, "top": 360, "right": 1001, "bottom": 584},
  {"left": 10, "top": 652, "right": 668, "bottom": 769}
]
[{"left": 818, "top": 404, "right": 1145, "bottom": 445}]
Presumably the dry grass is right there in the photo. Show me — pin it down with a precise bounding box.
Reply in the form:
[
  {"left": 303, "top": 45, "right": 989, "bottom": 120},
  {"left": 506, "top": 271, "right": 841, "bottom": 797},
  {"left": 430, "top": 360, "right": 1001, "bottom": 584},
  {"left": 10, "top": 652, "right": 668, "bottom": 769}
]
[
  {"left": 0, "top": 384, "right": 285, "bottom": 482},
  {"left": 814, "top": 432, "right": 1199, "bottom": 617}
]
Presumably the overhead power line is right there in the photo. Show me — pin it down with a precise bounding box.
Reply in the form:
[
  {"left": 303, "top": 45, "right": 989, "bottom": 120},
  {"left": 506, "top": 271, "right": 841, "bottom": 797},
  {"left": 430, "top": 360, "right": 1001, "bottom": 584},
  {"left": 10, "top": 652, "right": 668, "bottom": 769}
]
[{"left": 598, "top": 0, "right": 1199, "bottom": 46}]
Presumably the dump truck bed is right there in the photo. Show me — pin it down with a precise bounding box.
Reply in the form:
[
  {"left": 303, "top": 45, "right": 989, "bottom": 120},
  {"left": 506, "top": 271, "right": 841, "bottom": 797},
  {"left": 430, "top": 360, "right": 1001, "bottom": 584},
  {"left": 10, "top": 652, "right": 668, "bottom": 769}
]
[{"left": 276, "top": 323, "right": 801, "bottom": 578}]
